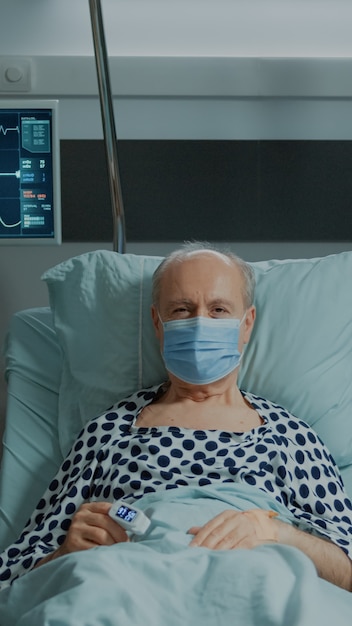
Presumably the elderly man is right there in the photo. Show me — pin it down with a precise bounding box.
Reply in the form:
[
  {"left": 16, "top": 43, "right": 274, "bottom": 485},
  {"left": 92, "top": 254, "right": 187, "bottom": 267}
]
[{"left": 1, "top": 243, "right": 352, "bottom": 592}]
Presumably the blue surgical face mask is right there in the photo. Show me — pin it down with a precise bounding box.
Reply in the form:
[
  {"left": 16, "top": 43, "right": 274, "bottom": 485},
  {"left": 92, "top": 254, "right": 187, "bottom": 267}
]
[{"left": 159, "top": 314, "right": 245, "bottom": 385}]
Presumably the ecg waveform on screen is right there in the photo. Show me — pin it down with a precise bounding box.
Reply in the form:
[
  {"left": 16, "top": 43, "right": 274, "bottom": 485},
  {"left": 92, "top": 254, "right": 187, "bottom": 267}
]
[
  {"left": 0, "top": 216, "right": 21, "bottom": 228},
  {"left": 0, "top": 125, "right": 19, "bottom": 136},
  {"left": 0, "top": 170, "right": 20, "bottom": 178},
  {"left": 0, "top": 122, "right": 21, "bottom": 230}
]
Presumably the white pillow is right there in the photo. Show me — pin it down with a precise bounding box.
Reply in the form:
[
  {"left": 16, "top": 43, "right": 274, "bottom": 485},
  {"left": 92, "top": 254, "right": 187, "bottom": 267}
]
[
  {"left": 43, "top": 252, "right": 165, "bottom": 455},
  {"left": 239, "top": 254, "right": 352, "bottom": 472},
  {"left": 43, "top": 251, "right": 352, "bottom": 482}
]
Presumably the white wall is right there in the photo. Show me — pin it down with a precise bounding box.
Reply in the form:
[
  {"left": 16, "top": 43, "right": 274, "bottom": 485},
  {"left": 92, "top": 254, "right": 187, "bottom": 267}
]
[
  {"left": 1, "top": 0, "right": 352, "bottom": 58},
  {"left": 1, "top": 0, "right": 352, "bottom": 434}
]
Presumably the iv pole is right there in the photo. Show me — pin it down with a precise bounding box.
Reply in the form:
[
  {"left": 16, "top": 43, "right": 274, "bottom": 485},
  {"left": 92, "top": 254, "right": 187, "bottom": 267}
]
[{"left": 89, "top": 0, "right": 126, "bottom": 253}]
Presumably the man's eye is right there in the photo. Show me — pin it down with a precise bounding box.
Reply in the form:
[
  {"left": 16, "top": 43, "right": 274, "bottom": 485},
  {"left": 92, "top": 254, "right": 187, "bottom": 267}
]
[{"left": 171, "top": 307, "right": 190, "bottom": 318}]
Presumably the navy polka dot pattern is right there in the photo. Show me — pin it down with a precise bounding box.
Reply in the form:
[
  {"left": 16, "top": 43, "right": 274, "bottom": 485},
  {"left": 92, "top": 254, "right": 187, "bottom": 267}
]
[{"left": 1, "top": 385, "right": 352, "bottom": 588}]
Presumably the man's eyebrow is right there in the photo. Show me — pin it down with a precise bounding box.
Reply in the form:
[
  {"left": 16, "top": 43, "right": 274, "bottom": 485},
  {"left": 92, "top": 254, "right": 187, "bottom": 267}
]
[
  {"left": 165, "top": 298, "right": 236, "bottom": 309},
  {"left": 208, "top": 298, "right": 235, "bottom": 307},
  {"left": 166, "top": 299, "right": 194, "bottom": 308}
]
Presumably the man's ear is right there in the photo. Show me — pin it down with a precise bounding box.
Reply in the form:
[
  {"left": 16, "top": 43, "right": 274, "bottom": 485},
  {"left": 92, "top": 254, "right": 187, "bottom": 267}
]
[
  {"left": 151, "top": 305, "right": 162, "bottom": 339},
  {"left": 243, "top": 305, "right": 256, "bottom": 345}
]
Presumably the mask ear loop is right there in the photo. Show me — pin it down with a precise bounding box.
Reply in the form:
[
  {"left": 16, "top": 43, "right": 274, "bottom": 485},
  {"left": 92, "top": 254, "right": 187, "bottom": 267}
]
[
  {"left": 236, "top": 310, "right": 249, "bottom": 369},
  {"left": 239, "top": 310, "right": 248, "bottom": 326}
]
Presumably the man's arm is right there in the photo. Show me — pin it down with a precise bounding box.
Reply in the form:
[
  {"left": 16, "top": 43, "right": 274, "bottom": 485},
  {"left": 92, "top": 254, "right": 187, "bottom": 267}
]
[
  {"left": 188, "top": 509, "right": 352, "bottom": 591},
  {"left": 275, "top": 518, "right": 352, "bottom": 591}
]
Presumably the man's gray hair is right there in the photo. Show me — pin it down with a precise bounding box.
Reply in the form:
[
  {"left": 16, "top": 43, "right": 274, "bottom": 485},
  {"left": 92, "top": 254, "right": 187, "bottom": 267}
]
[{"left": 152, "top": 241, "right": 256, "bottom": 309}]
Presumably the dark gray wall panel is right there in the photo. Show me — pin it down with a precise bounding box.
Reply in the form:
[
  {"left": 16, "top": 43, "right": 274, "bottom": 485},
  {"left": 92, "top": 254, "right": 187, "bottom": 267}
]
[{"left": 60, "top": 140, "right": 352, "bottom": 242}]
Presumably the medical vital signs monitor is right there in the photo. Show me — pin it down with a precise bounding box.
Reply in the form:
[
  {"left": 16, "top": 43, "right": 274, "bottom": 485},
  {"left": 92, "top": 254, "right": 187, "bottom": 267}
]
[{"left": 0, "top": 99, "right": 61, "bottom": 244}]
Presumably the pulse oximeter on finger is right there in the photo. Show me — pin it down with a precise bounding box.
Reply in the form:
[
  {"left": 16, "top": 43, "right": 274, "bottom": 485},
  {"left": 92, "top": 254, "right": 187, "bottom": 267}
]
[{"left": 108, "top": 500, "right": 151, "bottom": 535}]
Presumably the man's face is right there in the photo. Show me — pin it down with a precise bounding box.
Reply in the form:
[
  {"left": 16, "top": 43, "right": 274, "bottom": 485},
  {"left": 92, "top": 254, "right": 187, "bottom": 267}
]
[{"left": 151, "top": 251, "right": 255, "bottom": 352}]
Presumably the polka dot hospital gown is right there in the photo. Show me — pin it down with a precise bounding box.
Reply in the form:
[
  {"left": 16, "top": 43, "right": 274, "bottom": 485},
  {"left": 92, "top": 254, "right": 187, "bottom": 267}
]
[{"left": 1, "top": 385, "right": 352, "bottom": 587}]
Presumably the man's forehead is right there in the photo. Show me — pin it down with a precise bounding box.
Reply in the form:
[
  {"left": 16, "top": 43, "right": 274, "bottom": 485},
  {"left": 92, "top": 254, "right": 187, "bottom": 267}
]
[
  {"left": 160, "top": 250, "right": 243, "bottom": 291},
  {"left": 181, "top": 249, "right": 234, "bottom": 265},
  {"left": 166, "top": 250, "right": 236, "bottom": 274}
]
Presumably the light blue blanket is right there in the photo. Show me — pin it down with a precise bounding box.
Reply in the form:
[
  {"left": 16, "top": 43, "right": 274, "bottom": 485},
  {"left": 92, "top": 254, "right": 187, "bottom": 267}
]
[{"left": 1, "top": 484, "right": 351, "bottom": 626}]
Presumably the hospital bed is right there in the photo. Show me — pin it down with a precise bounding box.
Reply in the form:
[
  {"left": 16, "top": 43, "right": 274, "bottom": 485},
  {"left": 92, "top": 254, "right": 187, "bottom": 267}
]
[{"left": 1, "top": 249, "right": 352, "bottom": 624}]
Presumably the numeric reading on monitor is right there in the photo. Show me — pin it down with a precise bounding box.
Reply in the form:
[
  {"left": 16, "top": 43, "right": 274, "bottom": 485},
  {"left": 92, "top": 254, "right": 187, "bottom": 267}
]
[
  {"left": 108, "top": 500, "right": 151, "bottom": 535},
  {"left": 0, "top": 100, "right": 61, "bottom": 244}
]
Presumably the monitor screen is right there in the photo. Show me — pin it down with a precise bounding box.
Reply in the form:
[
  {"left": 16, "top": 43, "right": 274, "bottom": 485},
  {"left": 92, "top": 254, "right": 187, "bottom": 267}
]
[{"left": 0, "top": 99, "right": 61, "bottom": 245}]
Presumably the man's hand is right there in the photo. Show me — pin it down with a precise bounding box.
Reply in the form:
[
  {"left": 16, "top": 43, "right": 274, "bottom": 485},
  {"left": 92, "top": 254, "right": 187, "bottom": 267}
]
[
  {"left": 35, "top": 502, "right": 129, "bottom": 568},
  {"left": 188, "top": 507, "right": 352, "bottom": 591},
  {"left": 57, "top": 502, "right": 129, "bottom": 555},
  {"left": 188, "top": 508, "right": 279, "bottom": 550}
]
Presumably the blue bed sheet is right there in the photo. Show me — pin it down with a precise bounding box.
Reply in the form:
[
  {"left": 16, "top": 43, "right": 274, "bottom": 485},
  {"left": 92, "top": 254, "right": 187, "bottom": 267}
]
[{"left": 1, "top": 484, "right": 351, "bottom": 626}]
